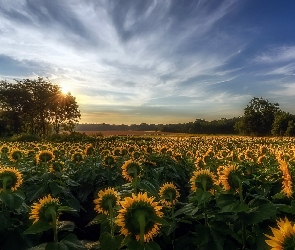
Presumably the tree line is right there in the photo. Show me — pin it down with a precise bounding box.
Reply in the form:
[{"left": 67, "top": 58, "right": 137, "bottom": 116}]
[
  {"left": 0, "top": 77, "right": 80, "bottom": 137},
  {"left": 0, "top": 76, "right": 294, "bottom": 138},
  {"left": 77, "top": 97, "right": 295, "bottom": 136}
]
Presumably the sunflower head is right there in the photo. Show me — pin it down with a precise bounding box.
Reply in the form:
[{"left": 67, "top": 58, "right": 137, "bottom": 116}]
[
  {"left": 122, "top": 160, "right": 141, "bottom": 182},
  {"left": 190, "top": 169, "right": 217, "bottom": 192},
  {"left": 84, "top": 144, "right": 95, "bottom": 155},
  {"left": 29, "top": 194, "right": 61, "bottom": 224},
  {"left": 121, "top": 148, "right": 128, "bottom": 156},
  {"left": 0, "top": 167, "right": 23, "bottom": 192},
  {"left": 265, "top": 217, "right": 295, "bottom": 249},
  {"left": 219, "top": 165, "right": 242, "bottom": 191},
  {"left": 145, "top": 146, "right": 153, "bottom": 154},
  {"left": 103, "top": 155, "right": 116, "bottom": 167},
  {"left": 36, "top": 150, "right": 55, "bottom": 164},
  {"left": 113, "top": 147, "right": 122, "bottom": 156},
  {"left": 116, "top": 192, "right": 163, "bottom": 243},
  {"left": 1, "top": 145, "right": 9, "bottom": 154},
  {"left": 159, "top": 182, "right": 180, "bottom": 207},
  {"left": 71, "top": 151, "right": 84, "bottom": 163},
  {"left": 9, "top": 148, "right": 23, "bottom": 162},
  {"left": 94, "top": 187, "right": 120, "bottom": 215},
  {"left": 132, "top": 151, "right": 141, "bottom": 159}
]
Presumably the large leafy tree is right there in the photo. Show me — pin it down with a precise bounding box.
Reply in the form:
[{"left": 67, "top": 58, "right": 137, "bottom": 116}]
[
  {"left": 237, "top": 97, "right": 280, "bottom": 136},
  {"left": 271, "top": 111, "right": 295, "bottom": 136},
  {"left": 0, "top": 77, "right": 80, "bottom": 136}
]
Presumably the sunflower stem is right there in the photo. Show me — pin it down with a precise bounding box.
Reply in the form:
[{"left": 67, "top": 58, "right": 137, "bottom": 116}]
[
  {"left": 135, "top": 210, "right": 146, "bottom": 244},
  {"left": 238, "top": 179, "right": 246, "bottom": 249},
  {"left": 107, "top": 200, "right": 114, "bottom": 236},
  {"left": 133, "top": 172, "right": 138, "bottom": 195},
  {"left": 2, "top": 176, "right": 9, "bottom": 193},
  {"left": 47, "top": 207, "right": 58, "bottom": 243}
]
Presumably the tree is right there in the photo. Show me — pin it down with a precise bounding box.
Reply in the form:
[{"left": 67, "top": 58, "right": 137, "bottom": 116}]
[
  {"left": 0, "top": 77, "right": 80, "bottom": 136},
  {"left": 286, "top": 120, "right": 295, "bottom": 136},
  {"left": 271, "top": 111, "right": 295, "bottom": 136},
  {"left": 240, "top": 97, "right": 280, "bottom": 136}
]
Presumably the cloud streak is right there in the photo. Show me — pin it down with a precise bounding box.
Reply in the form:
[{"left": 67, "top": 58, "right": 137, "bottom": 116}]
[{"left": 0, "top": 0, "right": 295, "bottom": 124}]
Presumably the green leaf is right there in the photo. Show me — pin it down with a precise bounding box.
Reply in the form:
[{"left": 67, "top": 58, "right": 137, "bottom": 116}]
[
  {"left": 219, "top": 202, "right": 249, "bottom": 213},
  {"left": 209, "top": 226, "right": 225, "bottom": 250},
  {"left": 64, "top": 196, "right": 81, "bottom": 212},
  {"left": 137, "top": 180, "right": 159, "bottom": 197},
  {"left": 61, "top": 234, "right": 86, "bottom": 250},
  {"left": 0, "top": 190, "right": 25, "bottom": 209},
  {"left": 127, "top": 239, "right": 145, "bottom": 250},
  {"left": 45, "top": 242, "right": 68, "bottom": 250},
  {"left": 58, "top": 206, "right": 77, "bottom": 213},
  {"left": 0, "top": 192, "right": 14, "bottom": 207},
  {"left": 145, "top": 241, "right": 161, "bottom": 250},
  {"left": 24, "top": 219, "right": 52, "bottom": 234},
  {"left": 99, "top": 232, "right": 122, "bottom": 250},
  {"left": 216, "top": 194, "right": 237, "bottom": 208},
  {"left": 57, "top": 221, "right": 75, "bottom": 232},
  {"left": 29, "top": 243, "right": 47, "bottom": 250},
  {"left": 241, "top": 198, "right": 277, "bottom": 224},
  {"left": 27, "top": 185, "right": 49, "bottom": 202},
  {"left": 49, "top": 182, "right": 67, "bottom": 196},
  {"left": 0, "top": 212, "right": 11, "bottom": 231},
  {"left": 194, "top": 189, "right": 212, "bottom": 204},
  {"left": 174, "top": 203, "right": 195, "bottom": 217},
  {"left": 86, "top": 214, "right": 109, "bottom": 226}
]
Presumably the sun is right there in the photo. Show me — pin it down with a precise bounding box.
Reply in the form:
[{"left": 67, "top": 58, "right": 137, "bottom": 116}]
[{"left": 60, "top": 85, "right": 70, "bottom": 94}]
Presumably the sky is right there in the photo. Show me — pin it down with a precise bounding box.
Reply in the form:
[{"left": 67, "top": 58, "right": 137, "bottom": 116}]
[{"left": 1, "top": 0, "right": 295, "bottom": 125}]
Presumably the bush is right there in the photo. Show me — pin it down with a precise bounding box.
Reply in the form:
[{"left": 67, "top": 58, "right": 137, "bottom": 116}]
[{"left": 12, "top": 133, "right": 42, "bottom": 142}]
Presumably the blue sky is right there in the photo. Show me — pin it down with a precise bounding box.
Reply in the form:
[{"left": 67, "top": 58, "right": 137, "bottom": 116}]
[{"left": 1, "top": 0, "right": 295, "bottom": 125}]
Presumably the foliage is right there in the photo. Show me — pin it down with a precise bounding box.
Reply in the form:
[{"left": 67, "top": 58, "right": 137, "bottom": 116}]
[
  {"left": 0, "top": 136, "right": 294, "bottom": 249},
  {"left": 235, "top": 97, "right": 280, "bottom": 136},
  {"left": 0, "top": 77, "right": 80, "bottom": 137}
]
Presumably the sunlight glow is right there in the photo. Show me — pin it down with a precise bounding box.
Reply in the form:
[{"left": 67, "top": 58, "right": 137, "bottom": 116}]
[{"left": 60, "top": 85, "right": 70, "bottom": 94}]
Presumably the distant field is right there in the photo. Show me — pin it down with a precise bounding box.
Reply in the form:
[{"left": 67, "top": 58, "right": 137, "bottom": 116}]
[{"left": 75, "top": 130, "right": 184, "bottom": 136}]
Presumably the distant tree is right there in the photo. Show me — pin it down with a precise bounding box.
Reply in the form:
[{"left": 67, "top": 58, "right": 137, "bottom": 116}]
[
  {"left": 0, "top": 77, "right": 80, "bottom": 137},
  {"left": 286, "top": 120, "right": 295, "bottom": 136},
  {"left": 271, "top": 111, "right": 295, "bottom": 136},
  {"left": 239, "top": 97, "right": 280, "bottom": 136}
]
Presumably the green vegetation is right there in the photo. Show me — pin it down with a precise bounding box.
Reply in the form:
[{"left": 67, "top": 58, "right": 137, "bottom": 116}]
[{"left": 0, "top": 77, "right": 80, "bottom": 138}]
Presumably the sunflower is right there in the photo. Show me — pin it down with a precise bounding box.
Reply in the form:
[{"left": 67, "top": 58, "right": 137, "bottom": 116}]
[
  {"left": 278, "top": 159, "right": 293, "bottom": 198},
  {"left": 29, "top": 194, "right": 61, "bottom": 224},
  {"left": 132, "top": 151, "right": 141, "bottom": 159},
  {"left": 219, "top": 165, "right": 241, "bottom": 191},
  {"left": 9, "top": 148, "right": 23, "bottom": 162},
  {"left": 116, "top": 192, "right": 163, "bottom": 243},
  {"left": 121, "top": 159, "right": 141, "bottom": 182},
  {"left": 159, "top": 182, "right": 180, "bottom": 207},
  {"left": 84, "top": 144, "right": 95, "bottom": 156},
  {"left": 71, "top": 151, "right": 84, "bottom": 163},
  {"left": 0, "top": 145, "right": 9, "bottom": 154},
  {"left": 0, "top": 167, "right": 23, "bottom": 192},
  {"left": 103, "top": 155, "right": 116, "bottom": 167},
  {"left": 94, "top": 187, "right": 120, "bottom": 215},
  {"left": 190, "top": 169, "right": 217, "bottom": 192},
  {"left": 265, "top": 217, "right": 295, "bottom": 249},
  {"left": 36, "top": 150, "right": 55, "bottom": 164}
]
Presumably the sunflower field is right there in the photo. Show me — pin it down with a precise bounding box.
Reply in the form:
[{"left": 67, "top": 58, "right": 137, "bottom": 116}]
[{"left": 1, "top": 135, "right": 295, "bottom": 250}]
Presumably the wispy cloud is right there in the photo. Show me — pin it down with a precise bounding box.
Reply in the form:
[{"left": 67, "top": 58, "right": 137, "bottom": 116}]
[
  {"left": 1, "top": 0, "right": 295, "bottom": 123},
  {"left": 254, "top": 46, "right": 295, "bottom": 64}
]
